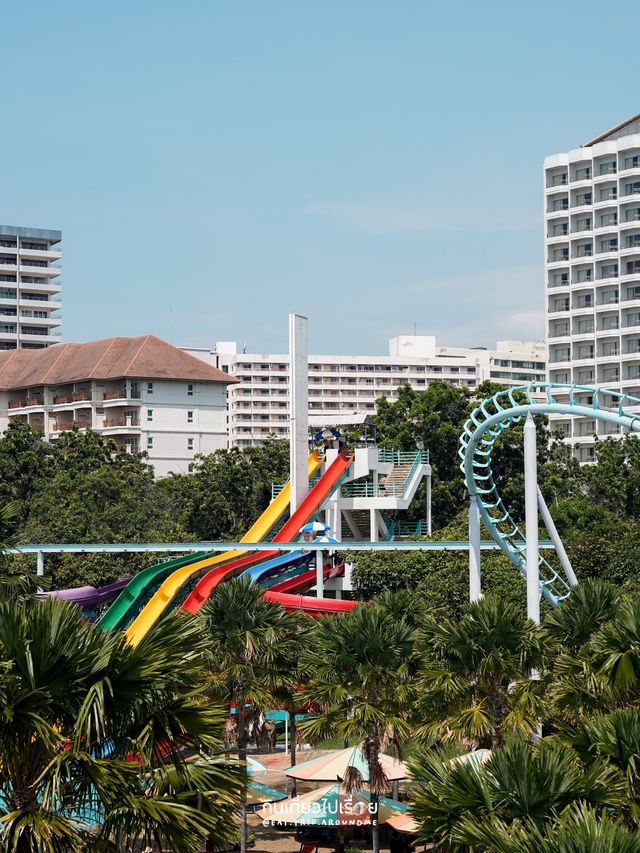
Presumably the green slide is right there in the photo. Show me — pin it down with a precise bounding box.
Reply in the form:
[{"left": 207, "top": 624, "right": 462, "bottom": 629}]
[{"left": 96, "top": 551, "right": 208, "bottom": 632}]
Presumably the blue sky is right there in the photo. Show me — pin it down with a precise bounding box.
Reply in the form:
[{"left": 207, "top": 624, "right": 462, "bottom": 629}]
[{"left": 2, "top": 1, "right": 638, "bottom": 354}]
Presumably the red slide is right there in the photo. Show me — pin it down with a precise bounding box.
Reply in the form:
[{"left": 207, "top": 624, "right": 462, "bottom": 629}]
[
  {"left": 181, "top": 450, "right": 354, "bottom": 615},
  {"left": 264, "top": 591, "right": 356, "bottom": 615},
  {"left": 263, "top": 560, "right": 357, "bottom": 616}
]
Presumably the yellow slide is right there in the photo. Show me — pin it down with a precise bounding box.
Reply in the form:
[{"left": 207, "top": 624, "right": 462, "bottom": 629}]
[{"left": 125, "top": 450, "right": 322, "bottom": 646}]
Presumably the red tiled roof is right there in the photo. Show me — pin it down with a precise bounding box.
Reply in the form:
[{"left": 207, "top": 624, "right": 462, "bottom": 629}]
[{"left": 0, "top": 336, "right": 238, "bottom": 390}]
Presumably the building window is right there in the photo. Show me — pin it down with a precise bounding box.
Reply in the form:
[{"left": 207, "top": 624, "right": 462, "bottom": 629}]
[
  {"left": 600, "top": 212, "right": 618, "bottom": 227},
  {"left": 624, "top": 155, "right": 640, "bottom": 169},
  {"left": 146, "top": 382, "right": 153, "bottom": 394},
  {"left": 146, "top": 409, "right": 153, "bottom": 422},
  {"left": 187, "top": 410, "right": 193, "bottom": 423},
  {"left": 187, "top": 383, "right": 194, "bottom": 396},
  {"left": 599, "top": 161, "right": 616, "bottom": 175},
  {"left": 188, "top": 463, "right": 194, "bottom": 473},
  {"left": 575, "top": 166, "right": 591, "bottom": 181},
  {"left": 187, "top": 437, "right": 194, "bottom": 450},
  {"left": 147, "top": 436, "right": 153, "bottom": 449}
]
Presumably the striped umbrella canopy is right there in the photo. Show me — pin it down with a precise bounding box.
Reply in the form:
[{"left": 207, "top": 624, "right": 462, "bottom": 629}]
[
  {"left": 257, "top": 782, "right": 407, "bottom": 826},
  {"left": 247, "top": 756, "right": 269, "bottom": 775},
  {"left": 286, "top": 746, "right": 408, "bottom": 783},
  {"left": 387, "top": 812, "right": 419, "bottom": 834},
  {"left": 449, "top": 748, "right": 491, "bottom": 767},
  {"left": 247, "top": 781, "right": 288, "bottom": 806},
  {"left": 299, "top": 521, "right": 331, "bottom": 534}
]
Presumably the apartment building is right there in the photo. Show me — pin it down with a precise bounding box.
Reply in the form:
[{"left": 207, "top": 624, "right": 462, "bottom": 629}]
[
  {"left": 0, "top": 335, "right": 235, "bottom": 476},
  {"left": 545, "top": 112, "right": 640, "bottom": 460},
  {"left": 184, "top": 336, "right": 546, "bottom": 447},
  {"left": 0, "top": 225, "right": 62, "bottom": 350}
]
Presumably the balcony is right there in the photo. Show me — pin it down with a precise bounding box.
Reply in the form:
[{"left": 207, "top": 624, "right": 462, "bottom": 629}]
[
  {"left": 9, "top": 397, "right": 44, "bottom": 409},
  {"left": 18, "top": 264, "right": 62, "bottom": 278},
  {"left": 50, "top": 419, "right": 91, "bottom": 432},
  {"left": 103, "top": 389, "right": 127, "bottom": 401},
  {"left": 103, "top": 417, "right": 140, "bottom": 428}
]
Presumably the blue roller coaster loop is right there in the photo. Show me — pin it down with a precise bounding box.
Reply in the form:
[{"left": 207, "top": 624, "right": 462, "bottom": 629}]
[{"left": 458, "top": 382, "right": 640, "bottom": 608}]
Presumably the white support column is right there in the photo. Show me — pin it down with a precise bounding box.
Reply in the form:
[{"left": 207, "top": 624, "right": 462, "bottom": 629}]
[
  {"left": 469, "top": 496, "right": 481, "bottom": 602},
  {"left": 537, "top": 486, "right": 578, "bottom": 588},
  {"left": 36, "top": 551, "right": 44, "bottom": 577},
  {"left": 426, "top": 470, "right": 432, "bottom": 537},
  {"left": 524, "top": 414, "right": 540, "bottom": 625},
  {"left": 369, "top": 509, "right": 379, "bottom": 542},
  {"left": 289, "top": 313, "right": 309, "bottom": 515},
  {"left": 315, "top": 549, "right": 324, "bottom": 598}
]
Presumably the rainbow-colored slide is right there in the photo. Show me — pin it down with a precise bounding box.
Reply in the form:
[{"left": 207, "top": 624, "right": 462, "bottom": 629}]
[
  {"left": 98, "top": 451, "right": 323, "bottom": 634},
  {"left": 126, "top": 449, "right": 354, "bottom": 645}
]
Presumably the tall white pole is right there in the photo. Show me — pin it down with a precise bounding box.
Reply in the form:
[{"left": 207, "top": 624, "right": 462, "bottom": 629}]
[
  {"left": 524, "top": 414, "right": 540, "bottom": 624},
  {"left": 316, "top": 548, "right": 324, "bottom": 598},
  {"left": 469, "top": 496, "right": 481, "bottom": 602},
  {"left": 289, "top": 314, "right": 308, "bottom": 515},
  {"left": 536, "top": 486, "right": 578, "bottom": 588},
  {"left": 426, "top": 471, "right": 432, "bottom": 537}
]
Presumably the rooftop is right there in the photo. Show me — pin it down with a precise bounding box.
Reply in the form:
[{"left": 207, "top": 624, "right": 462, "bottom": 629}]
[
  {"left": 0, "top": 335, "right": 238, "bottom": 390},
  {"left": 583, "top": 111, "right": 640, "bottom": 147},
  {"left": 0, "top": 225, "right": 62, "bottom": 244}
]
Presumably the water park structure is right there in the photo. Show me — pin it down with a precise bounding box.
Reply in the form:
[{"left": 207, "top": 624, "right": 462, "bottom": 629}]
[{"left": 35, "top": 319, "right": 640, "bottom": 637}]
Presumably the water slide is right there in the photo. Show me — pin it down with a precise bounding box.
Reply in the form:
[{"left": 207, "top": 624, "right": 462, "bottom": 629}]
[
  {"left": 124, "top": 449, "right": 351, "bottom": 644},
  {"left": 44, "top": 578, "right": 130, "bottom": 611},
  {"left": 262, "top": 558, "right": 356, "bottom": 614},
  {"left": 241, "top": 550, "right": 313, "bottom": 584},
  {"left": 459, "top": 382, "right": 640, "bottom": 607},
  {"left": 98, "top": 450, "right": 323, "bottom": 633},
  {"left": 179, "top": 449, "right": 354, "bottom": 619}
]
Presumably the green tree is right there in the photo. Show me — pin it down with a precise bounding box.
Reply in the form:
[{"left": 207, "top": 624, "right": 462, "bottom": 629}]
[
  {"left": 0, "top": 598, "right": 241, "bottom": 852},
  {"left": 301, "top": 598, "right": 417, "bottom": 853},
  {"left": 160, "top": 438, "right": 290, "bottom": 541},
  {"left": 0, "top": 420, "right": 54, "bottom": 515},
  {"left": 410, "top": 739, "right": 625, "bottom": 852},
  {"left": 415, "top": 596, "right": 548, "bottom": 748},
  {"left": 453, "top": 803, "right": 640, "bottom": 853},
  {"left": 199, "top": 577, "right": 298, "bottom": 853}
]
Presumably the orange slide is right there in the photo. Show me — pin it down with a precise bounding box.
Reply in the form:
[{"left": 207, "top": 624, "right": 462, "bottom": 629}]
[{"left": 181, "top": 449, "right": 354, "bottom": 615}]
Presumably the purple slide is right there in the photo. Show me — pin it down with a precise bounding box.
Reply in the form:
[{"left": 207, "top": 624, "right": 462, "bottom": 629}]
[{"left": 43, "top": 578, "right": 130, "bottom": 610}]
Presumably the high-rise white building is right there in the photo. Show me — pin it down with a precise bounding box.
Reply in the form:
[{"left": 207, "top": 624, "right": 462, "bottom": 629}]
[
  {"left": 0, "top": 225, "right": 62, "bottom": 350},
  {"left": 545, "top": 112, "right": 640, "bottom": 460},
  {"left": 0, "top": 336, "right": 234, "bottom": 476},
  {"left": 184, "top": 336, "right": 546, "bottom": 447}
]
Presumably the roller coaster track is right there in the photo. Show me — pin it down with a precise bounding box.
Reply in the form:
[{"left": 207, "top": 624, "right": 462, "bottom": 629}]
[{"left": 459, "top": 383, "right": 640, "bottom": 607}]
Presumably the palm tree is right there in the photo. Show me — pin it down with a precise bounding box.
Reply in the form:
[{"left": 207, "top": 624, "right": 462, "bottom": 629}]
[
  {"left": 543, "top": 578, "right": 621, "bottom": 653},
  {"left": 0, "top": 597, "right": 241, "bottom": 853},
  {"left": 199, "top": 577, "right": 300, "bottom": 853},
  {"left": 301, "top": 597, "right": 417, "bottom": 853},
  {"left": 267, "top": 610, "right": 311, "bottom": 797},
  {"left": 415, "top": 595, "right": 549, "bottom": 748},
  {"left": 551, "top": 598, "right": 640, "bottom": 723},
  {"left": 454, "top": 803, "right": 640, "bottom": 852},
  {"left": 558, "top": 706, "right": 640, "bottom": 819},
  {"left": 0, "top": 500, "right": 41, "bottom": 599},
  {"left": 410, "top": 738, "right": 626, "bottom": 851}
]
